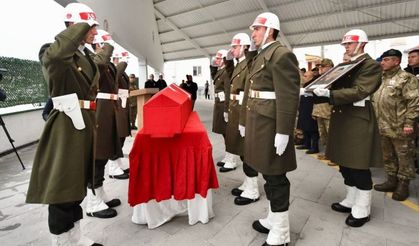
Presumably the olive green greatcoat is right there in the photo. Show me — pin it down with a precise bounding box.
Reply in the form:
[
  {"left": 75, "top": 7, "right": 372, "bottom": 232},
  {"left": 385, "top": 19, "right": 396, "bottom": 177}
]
[
  {"left": 26, "top": 23, "right": 99, "bottom": 204},
  {"left": 244, "top": 42, "right": 300, "bottom": 175},
  {"left": 239, "top": 50, "right": 258, "bottom": 127},
  {"left": 93, "top": 43, "right": 123, "bottom": 160},
  {"left": 115, "top": 62, "right": 131, "bottom": 138},
  {"left": 326, "top": 54, "right": 383, "bottom": 169},
  {"left": 212, "top": 60, "right": 234, "bottom": 135},
  {"left": 225, "top": 59, "right": 248, "bottom": 156}
]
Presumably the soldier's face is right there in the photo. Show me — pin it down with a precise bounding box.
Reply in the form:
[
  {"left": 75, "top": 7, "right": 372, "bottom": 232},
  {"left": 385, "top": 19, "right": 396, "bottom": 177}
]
[
  {"left": 380, "top": 57, "right": 400, "bottom": 71},
  {"left": 231, "top": 45, "right": 242, "bottom": 58},
  {"left": 251, "top": 26, "right": 267, "bottom": 48},
  {"left": 408, "top": 52, "right": 419, "bottom": 67},
  {"left": 342, "top": 42, "right": 358, "bottom": 57},
  {"left": 84, "top": 26, "right": 98, "bottom": 44}
]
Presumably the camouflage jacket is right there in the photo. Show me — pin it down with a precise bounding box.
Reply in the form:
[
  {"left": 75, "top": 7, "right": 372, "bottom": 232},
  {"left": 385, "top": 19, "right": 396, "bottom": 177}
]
[
  {"left": 312, "top": 103, "right": 332, "bottom": 119},
  {"left": 372, "top": 66, "right": 419, "bottom": 138}
]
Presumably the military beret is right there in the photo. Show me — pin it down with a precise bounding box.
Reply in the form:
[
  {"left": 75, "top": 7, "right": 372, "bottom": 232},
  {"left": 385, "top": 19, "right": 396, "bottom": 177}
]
[
  {"left": 381, "top": 49, "right": 402, "bottom": 59},
  {"left": 320, "top": 58, "right": 334, "bottom": 67}
]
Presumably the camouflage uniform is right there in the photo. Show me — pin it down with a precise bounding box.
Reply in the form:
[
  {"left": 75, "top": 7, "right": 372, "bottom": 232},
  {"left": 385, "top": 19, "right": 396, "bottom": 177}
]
[
  {"left": 372, "top": 66, "right": 419, "bottom": 181},
  {"left": 312, "top": 103, "right": 332, "bottom": 147}
]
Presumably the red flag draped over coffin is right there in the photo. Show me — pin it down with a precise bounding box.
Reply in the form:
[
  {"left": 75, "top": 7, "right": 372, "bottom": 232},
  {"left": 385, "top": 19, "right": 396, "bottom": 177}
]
[{"left": 142, "top": 84, "right": 192, "bottom": 137}]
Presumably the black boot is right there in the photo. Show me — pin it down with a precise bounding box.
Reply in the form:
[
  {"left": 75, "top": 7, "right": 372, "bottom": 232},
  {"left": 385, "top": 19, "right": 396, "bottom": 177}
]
[
  {"left": 374, "top": 175, "right": 397, "bottom": 192},
  {"left": 392, "top": 179, "right": 410, "bottom": 201},
  {"left": 231, "top": 188, "right": 243, "bottom": 196},
  {"left": 216, "top": 161, "right": 225, "bottom": 167},
  {"left": 252, "top": 220, "right": 269, "bottom": 234},
  {"left": 305, "top": 140, "right": 319, "bottom": 154},
  {"left": 345, "top": 213, "right": 370, "bottom": 227}
]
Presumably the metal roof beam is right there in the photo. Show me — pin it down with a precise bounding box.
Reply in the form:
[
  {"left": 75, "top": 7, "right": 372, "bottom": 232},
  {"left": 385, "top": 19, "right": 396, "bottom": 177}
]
[
  {"left": 287, "top": 14, "right": 419, "bottom": 37},
  {"left": 154, "top": 8, "right": 210, "bottom": 58},
  {"left": 159, "top": 0, "right": 230, "bottom": 19}
]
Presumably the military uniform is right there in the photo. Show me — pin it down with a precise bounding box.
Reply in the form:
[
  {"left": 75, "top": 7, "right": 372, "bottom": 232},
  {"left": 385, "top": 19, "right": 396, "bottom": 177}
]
[
  {"left": 226, "top": 50, "right": 260, "bottom": 205},
  {"left": 318, "top": 53, "right": 382, "bottom": 227},
  {"left": 93, "top": 43, "right": 123, "bottom": 161},
  {"left": 326, "top": 54, "right": 382, "bottom": 172},
  {"left": 129, "top": 77, "right": 139, "bottom": 129},
  {"left": 244, "top": 41, "right": 300, "bottom": 213},
  {"left": 212, "top": 60, "right": 234, "bottom": 135},
  {"left": 115, "top": 62, "right": 131, "bottom": 140},
  {"left": 372, "top": 66, "right": 418, "bottom": 198},
  {"left": 26, "top": 23, "right": 99, "bottom": 234},
  {"left": 312, "top": 103, "right": 332, "bottom": 147}
]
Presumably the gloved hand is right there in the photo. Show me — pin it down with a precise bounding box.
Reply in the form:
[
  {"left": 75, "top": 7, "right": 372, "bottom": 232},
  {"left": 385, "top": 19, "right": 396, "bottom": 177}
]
[
  {"left": 299, "top": 88, "right": 312, "bottom": 97},
  {"left": 223, "top": 112, "right": 228, "bottom": 122},
  {"left": 226, "top": 49, "right": 234, "bottom": 60},
  {"left": 249, "top": 39, "right": 257, "bottom": 52},
  {"left": 313, "top": 87, "right": 330, "bottom": 98},
  {"left": 239, "top": 124, "right": 245, "bottom": 137},
  {"left": 274, "top": 134, "right": 289, "bottom": 156}
]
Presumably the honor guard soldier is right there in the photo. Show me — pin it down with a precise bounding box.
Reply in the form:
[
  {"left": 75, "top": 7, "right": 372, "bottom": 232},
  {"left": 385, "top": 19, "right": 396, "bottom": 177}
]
[
  {"left": 110, "top": 57, "right": 132, "bottom": 175},
  {"left": 245, "top": 12, "right": 300, "bottom": 246},
  {"left": 210, "top": 49, "right": 239, "bottom": 172},
  {"left": 26, "top": 3, "right": 103, "bottom": 245},
  {"left": 373, "top": 49, "right": 419, "bottom": 201},
  {"left": 224, "top": 33, "right": 260, "bottom": 205},
  {"left": 313, "top": 29, "right": 383, "bottom": 227},
  {"left": 84, "top": 30, "right": 123, "bottom": 219}
]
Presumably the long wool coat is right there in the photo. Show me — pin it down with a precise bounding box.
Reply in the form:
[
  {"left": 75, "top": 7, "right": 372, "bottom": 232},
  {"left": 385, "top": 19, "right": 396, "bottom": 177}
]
[
  {"left": 244, "top": 42, "right": 300, "bottom": 175},
  {"left": 325, "top": 54, "right": 383, "bottom": 169},
  {"left": 26, "top": 23, "right": 99, "bottom": 204}
]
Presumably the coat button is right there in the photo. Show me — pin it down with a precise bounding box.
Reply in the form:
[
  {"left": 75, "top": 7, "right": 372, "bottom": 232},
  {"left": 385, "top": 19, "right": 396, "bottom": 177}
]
[
  {"left": 339, "top": 110, "right": 342, "bottom": 113},
  {"left": 237, "top": 75, "right": 240, "bottom": 77},
  {"left": 332, "top": 110, "right": 336, "bottom": 113},
  {"left": 261, "top": 64, "right": 264, "bottom": 68}
]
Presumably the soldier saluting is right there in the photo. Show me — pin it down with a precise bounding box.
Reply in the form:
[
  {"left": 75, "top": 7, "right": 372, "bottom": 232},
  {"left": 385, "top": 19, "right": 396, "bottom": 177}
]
[{"left": 26, "top": 3, "right": 103, "bottom": 245}]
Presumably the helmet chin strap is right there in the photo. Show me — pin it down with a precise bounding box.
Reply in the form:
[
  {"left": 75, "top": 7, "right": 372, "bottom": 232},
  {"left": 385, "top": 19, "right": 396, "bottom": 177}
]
[
  {"left": 239, "top": 45, "right": 245, "bottom": 58},
  {"left": 261, "top": 27, "right": 271, "bottom": 49},
  {"left": 352, "top": 42, "right": 362, "bottom": 57}
]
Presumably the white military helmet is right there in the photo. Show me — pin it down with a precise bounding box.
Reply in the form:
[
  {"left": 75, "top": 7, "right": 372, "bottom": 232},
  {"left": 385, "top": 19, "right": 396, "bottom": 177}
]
[
  {"left": 93, "top": 30, "right": 112, "bottom": 44},
  {"left": 250, "top": 12, "right": 280, "bottom": 31},
  {"left": 64, "top": 3, "right": 99, "bottom": 26},
  {"left": 215, "top": 49, "right": 228, "bottom": 59},
  {"left": 231, "top": 33, "right": 251, "bottom": 46},
  {"left": 341, "top": 29, "right": 368, "bottom": 44}
]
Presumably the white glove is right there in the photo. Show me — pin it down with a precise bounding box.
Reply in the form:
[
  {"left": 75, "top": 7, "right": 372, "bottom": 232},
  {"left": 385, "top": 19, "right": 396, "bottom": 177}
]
[
  {"left": 313, "top": 87, "right": 330, "bottom": 98},
  {"left": 226, "top": 49, "right": 234, "bottom": 60},
  {"left": 224, "top": 112, "right": 228, "bottom": 122},
  {"left": 299, "top": 88, "right": 312, "bottom": 97},
  {"left": 239, "top": 124, "right": 245, "bottom": 137},
  {"left": 249, "top": 39, "right": 257, "bottom": 51},
  {"left": 274, "top": 134, "right": 289, "bottom": 156}
]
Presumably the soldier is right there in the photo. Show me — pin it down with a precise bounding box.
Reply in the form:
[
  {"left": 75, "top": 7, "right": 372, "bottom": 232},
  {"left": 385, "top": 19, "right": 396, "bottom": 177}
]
[
  {"left": 245, "top": 12, "right": 300, "bottom": 246},
  {"left": 224, "top": 33, "right": 260, "bottom": 206},
  {"left": 313, "top": 29, "right": 382, "bottom": 227},
  {"left": 108, "top": 59, "right": 132, "bottom": 175},
  {"left": 210, "top": 49, "right": 238, "bottom": 172},
  {"left": 372, "top": 49, "right": 419, "bottom": 201},
  {"left": 129, "top": 74, "right": 139, "bottom": 130},
  {"left": 312, "top": 58, "right": 334, "bottom": 163},
  {"left": 84, "top": 30, "right": 124, "bottom": 219},
  {"left": 26, "top": 3, "right": 103, "bottom": 245}
]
